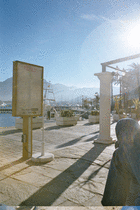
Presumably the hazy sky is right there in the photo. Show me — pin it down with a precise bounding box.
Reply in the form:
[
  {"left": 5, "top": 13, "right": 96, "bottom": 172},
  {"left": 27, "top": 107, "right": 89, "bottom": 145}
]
[{"left": 1, "top": 0, "right": 140, "bottom": 88}]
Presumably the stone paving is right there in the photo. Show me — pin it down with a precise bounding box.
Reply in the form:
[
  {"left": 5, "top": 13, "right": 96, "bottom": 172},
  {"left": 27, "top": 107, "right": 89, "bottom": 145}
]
[{"left": 0, "top": 119, "right": 119, "bottom": 209}]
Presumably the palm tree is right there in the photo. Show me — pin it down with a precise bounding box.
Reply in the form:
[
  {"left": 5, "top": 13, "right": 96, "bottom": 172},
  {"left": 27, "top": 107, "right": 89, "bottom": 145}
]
[
  {"left": 112, "top": 70, "right": 123, "bottom": 108},
  {"left": 127, "top": 63, "right": 140, "bottom": 119},
  {"left": 128, "top": 63, "right": 140, "bottom": 101},
  {"left": 94, "top": 92, "right": 100, "bottom": 110}
]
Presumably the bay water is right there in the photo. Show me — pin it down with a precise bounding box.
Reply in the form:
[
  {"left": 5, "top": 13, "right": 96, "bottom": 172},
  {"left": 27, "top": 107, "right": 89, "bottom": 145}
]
[{"left": 0, "top": 113, "right": 18, "bottom": 127}]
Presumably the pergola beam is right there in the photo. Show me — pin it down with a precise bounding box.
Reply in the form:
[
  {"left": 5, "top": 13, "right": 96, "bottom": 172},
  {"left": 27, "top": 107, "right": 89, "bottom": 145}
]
[
  {"left": 101, "top": 53, "right": 140, "bottom": 72},
  {"left": 107, "top": 65, "right": 126, "bottom": 72}
]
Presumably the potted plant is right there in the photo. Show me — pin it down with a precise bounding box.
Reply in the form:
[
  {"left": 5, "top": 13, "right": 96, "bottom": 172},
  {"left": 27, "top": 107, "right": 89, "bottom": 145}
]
[
  {"left": 88, "top": 110, "right": 99, "bottom": 123},
  {"left": 131, "top": 98, "right": 140, "bottom": 119},
  {"left": 113, "top": 96, "right": 124, "bottom": 121},
  {"left": 119, "top": 110, "right": 127, "bottom": 119},
  {"left": 55, "top": 110, "right": 77, "bottom": 126},
  {"left": 131, "top": 108, "right": 137, "bottom": 119},
  {"left": 113, "top": 109, "right": 127, "bottom": 121}
]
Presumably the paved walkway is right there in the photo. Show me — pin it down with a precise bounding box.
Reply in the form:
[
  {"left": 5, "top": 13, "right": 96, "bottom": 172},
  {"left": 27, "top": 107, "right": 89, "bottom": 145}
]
[{"left": 0, "top": 119, "right": 119, "bottom": 208}]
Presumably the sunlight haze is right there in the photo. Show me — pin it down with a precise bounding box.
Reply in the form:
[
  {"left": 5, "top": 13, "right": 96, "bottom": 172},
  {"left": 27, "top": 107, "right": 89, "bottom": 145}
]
[{"left": 1, "top": 0, "right": 140, "bottom": 89}]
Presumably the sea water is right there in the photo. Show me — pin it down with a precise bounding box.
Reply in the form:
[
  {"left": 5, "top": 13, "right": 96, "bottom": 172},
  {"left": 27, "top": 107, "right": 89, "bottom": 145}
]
[{"left": 0, "top": 113, "right": 18, "bottom": 127}]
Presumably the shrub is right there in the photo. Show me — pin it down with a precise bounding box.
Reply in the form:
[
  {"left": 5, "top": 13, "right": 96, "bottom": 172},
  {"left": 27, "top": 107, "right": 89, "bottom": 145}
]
[
  {"left": 115, "top": 110, "right": 124, "bottom": 114},
  {"left": 60, "top": 110, "right": 75, "bottom": 117},
  {"left": 132, "top": 98, "right": 139, "bottom": 110},
  {"left": 90, "top": 110, "right": 99, "bottom": 116},
  {"left": 114, "top": 96, "right": 123, "bottom": 114},
  {"left": 131, "top": 108, "right": 137, "bottom": 113},
  {"left": 119, "top": 110, "right": 124, "bottom": 115}
]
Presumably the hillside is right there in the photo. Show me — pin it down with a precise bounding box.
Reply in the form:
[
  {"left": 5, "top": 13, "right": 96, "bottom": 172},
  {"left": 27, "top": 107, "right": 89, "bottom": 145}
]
[{"left": 0, "top": 77, "right": 119, "bottom": 102}]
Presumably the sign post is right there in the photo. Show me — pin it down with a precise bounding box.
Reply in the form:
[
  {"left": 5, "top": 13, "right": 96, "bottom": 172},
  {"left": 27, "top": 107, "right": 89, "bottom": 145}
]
[
  {"left": 12, "top": 61, "right": 43, "bottom": 159},
  {"left": 22, "top": 116, "right": 32, "bottom": 158}
]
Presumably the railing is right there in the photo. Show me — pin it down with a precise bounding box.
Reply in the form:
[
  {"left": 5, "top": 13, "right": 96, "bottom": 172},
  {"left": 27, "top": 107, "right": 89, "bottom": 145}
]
[{"left": 0, "top": 108, "right": 12, "bottom": 113}]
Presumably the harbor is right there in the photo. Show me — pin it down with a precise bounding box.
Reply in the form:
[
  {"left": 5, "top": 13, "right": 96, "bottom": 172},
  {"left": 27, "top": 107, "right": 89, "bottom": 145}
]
[{"left": 0, "top": 102, "right": 12, "bottom": 113}]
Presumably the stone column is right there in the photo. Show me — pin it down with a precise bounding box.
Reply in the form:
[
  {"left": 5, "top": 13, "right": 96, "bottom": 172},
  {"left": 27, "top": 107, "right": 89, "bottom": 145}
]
[{"left": 94, "top": 72, "right": 114, "bottom": 144}]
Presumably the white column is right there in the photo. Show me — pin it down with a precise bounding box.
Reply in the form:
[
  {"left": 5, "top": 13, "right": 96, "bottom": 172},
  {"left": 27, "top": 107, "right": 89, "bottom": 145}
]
[{"left": 94, "top": 72, "right": 114, "bottom": 144}]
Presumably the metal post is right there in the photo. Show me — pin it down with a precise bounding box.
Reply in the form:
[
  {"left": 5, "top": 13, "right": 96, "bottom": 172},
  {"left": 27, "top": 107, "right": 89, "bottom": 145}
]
[
  {"left": 23, "top": 116, "right": 32, "bottom": 159},
  {"left": 41, "top": 101, "right": 45, "bottom": 156},
  {"left": 111, "top": 79, "right": 113, "bottom": 111},
  {"left": 138, "top": 68, "right": 140, "bottom": 101},
  {"left": 28, "top": 116, "right": 32, "bottom": 156},
  {"left": 119, "top": 78, "right": 122, "bottom": 109},
  {"left": 102, "top": 65, "right": 106, "bottom": 72}
]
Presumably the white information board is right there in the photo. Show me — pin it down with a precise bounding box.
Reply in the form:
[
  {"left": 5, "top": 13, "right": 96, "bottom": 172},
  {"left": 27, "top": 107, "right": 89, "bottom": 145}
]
[{"left": 12, "top": 61, "right": 43, "bottom": 116}]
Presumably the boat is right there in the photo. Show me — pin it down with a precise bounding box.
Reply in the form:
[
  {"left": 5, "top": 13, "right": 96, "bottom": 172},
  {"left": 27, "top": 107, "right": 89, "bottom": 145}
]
[
  {"left": 1, "top": 102, "right": 7, "bottom": 107},
  {"left": 0, "top": 102, "right": 12, "bottom": 112}
]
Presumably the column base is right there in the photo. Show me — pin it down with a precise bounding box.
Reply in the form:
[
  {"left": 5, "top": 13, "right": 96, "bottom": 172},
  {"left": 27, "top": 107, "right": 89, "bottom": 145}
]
[
  {"left": 93, "top": 136, "right": 115, "bottom": 145},
  {"left": 31, "top": 152, "right": 54, "bottom": 163}
]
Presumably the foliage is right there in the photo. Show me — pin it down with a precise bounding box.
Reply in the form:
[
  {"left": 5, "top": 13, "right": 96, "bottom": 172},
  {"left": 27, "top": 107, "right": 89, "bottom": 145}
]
[
  {"left": 113, "top": 63, "right": 140, "bottom": 102},
  {"left": 131, "top": 108, "right": 137, "bottom": 113},
  {"left": 114, "top": 96, "right": 123, "bottom": 114},
  {"left": 83, "top": 98, "right": 91, "bottom": 109},
  {"left": 90, "top": 110, "right": 99, "bottom": 116},
  {"left": 127, "top": 63, "right": 140, "bottom": 97},
  {"left": 60, "top": 110, "right": 75, "bottom": 117},
  {"left": 114, "top": 110, "right": 124, "bottom": 115},
  {"left": 118, "top": 110, "right": 124, "bottom": 115},
  {"left": 94, "top": 92, "right": 100, "bottom": 109},
  {"left": 132, "top": 98, "right": 140, "bottom": 110}
]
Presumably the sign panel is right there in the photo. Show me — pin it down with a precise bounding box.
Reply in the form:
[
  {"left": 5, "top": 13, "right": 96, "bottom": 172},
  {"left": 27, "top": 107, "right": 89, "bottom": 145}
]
[{"left": 12, "top": 61, "right": 43, "bottom": 116}]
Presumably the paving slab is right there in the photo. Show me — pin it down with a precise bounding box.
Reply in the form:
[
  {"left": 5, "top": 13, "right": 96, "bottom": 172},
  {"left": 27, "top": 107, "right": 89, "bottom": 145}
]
[
  {"left": 0, "top": 119, "right": 117, "bottom": 207},
  {"left": 44, "top": 158, "right": 76, "bottom": 171},
  {"left": 62, "top": 186, "right": 95, "bottom": 206},
  {"left": 84, "top": 194, "right": 104, "bottom": 206},
  {"left": 0, "top": 177, "right": 39, "bottom": 206},
  {"left": 59, "top": 200, "right": 81, "bottom": 206},
  {"left": 35, "top": 207, "right": 122, "bottom": 210},
  {"left": 11, "top": 170, "right": 52, "bottom": 188}
]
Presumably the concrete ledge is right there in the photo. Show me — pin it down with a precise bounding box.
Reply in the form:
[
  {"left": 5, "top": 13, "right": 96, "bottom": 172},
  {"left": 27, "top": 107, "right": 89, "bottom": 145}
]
[
  {"left": 88, "top": 115, "right": 99, "bottom": 123},
  {"left": 15, "top": 117, "right": 43, "bottom": 129},
  {"left": 56, "top": 116, "right": 77, "bottom": 126}
]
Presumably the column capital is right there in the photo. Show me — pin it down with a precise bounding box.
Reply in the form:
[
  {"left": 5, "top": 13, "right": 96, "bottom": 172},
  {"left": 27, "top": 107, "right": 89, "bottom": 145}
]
[{"left": 94, "top": 72, "right": 113, "bottom": 82}]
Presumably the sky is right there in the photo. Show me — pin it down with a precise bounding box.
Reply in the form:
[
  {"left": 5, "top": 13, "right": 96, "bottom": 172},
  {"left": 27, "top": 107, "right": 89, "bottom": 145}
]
[{"left": 1, "top": 0, "right": 140, "bottom": 88}]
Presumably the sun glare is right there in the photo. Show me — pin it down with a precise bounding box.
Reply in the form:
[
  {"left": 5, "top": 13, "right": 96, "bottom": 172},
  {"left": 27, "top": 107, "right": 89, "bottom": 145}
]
[{"left": 126, "top": 23, "right": 140, "bottom": 47}]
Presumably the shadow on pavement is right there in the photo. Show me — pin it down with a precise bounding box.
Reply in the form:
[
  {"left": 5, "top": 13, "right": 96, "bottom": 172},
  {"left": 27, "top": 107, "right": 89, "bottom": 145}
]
[
  {"left": 0, "top": 158, "right": 26, "bottom": 172},
  {"left": 20, "top": 144, "right": 107, "bottom": 206},
  {"left": 56, "top": 135, "right": 87, "bottom": 149},
  {"left": 44, "top": 125, "right": 61, "bottom": 130},
  {"left": 44, "top": 125, "right": 74, "bottom": 131},
  {"left": 0, "top": 129, "right": 22, "bottom": 135},
  {"left": 0, "top": 126, "right": 42, "bottom": 136},
  {"left": 83, "top": 122, "right": 99, "bottom": 126},
  {"left": 91, "top": 130, "right": 99, "bottom": 134},
  {"left": 56, "top": 132, "right": 99, "bottom": 149},
  {"left": 74, "top": 158, "right": 111, "bottom": 189},
  {"left": 85, "top": 134, "right": 99, "bottom": 142}
]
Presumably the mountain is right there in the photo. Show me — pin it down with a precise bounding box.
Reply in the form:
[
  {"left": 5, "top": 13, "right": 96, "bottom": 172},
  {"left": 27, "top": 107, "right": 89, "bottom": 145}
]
[
  {"left": 52, "top": 84, "right": 100, "bottom": 102},
  {"left": 0, "top": 77, "right": 119, "bottom": 103},
  {"left": 0, "top": 77, "right": 13, "bottom": 101}
]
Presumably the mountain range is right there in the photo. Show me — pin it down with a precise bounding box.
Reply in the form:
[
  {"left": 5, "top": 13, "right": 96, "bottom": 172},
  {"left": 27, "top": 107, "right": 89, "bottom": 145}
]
[{"left": 0, "top": 77, "right": 119, "bottom": 103}]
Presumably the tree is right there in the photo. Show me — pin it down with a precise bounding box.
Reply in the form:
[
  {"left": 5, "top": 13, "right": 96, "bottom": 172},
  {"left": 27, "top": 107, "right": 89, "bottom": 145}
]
[
  {"left": 112, "top": 70, "right": 125, "bottom": 109},
  {"left": 114, "top": 96, "right": 123, "bottom": 115},
  {"left": 94, "top": 92, "right": 100, "bottom": 110},
  {"left": 128, "top": 63, "right": 140, "bottom": 101},
  {"left": 82, "top": 98, "right": 92, "bottom": 109}
]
